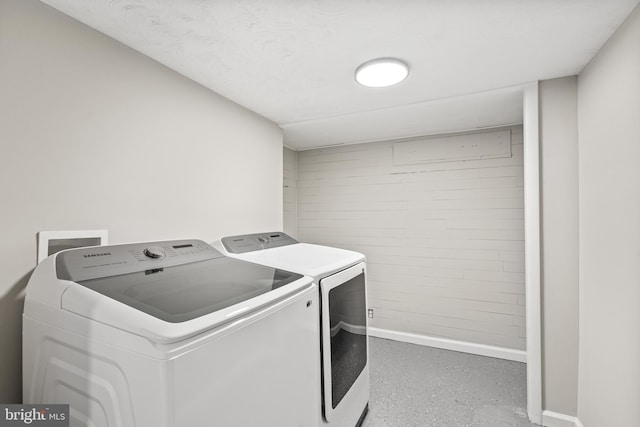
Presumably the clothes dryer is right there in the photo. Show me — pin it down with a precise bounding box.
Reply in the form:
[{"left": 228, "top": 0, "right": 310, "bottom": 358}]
[
  {"left": 214, "top": 232, "right": 369, "bottom": 427},
  {"left": 23, "top": 239, "right": 319, "bottom": 427}
]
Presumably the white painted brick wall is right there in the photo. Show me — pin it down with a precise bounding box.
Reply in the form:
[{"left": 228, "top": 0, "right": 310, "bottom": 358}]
[{"left": 290, "top": 126, "right": 526, "bottom": 350}]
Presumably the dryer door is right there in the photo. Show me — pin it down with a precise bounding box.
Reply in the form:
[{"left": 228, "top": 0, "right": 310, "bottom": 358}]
[{"left": 320, "top": 262, "right": 368, "bottom": 422}]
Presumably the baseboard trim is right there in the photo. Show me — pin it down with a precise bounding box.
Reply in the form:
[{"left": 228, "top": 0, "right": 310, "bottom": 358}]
[
  {"left": 541, "top": 410, "right": 581, "bottom": 427},
  {"left": 368, "top": 327, "right": 527, "bottom": 363}
]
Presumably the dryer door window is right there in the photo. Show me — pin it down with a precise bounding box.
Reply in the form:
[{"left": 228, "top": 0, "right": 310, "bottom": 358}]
[
  {"left": 328, "top": 272, "right": 367, "bottom": 408},
  {"left": 320, "top": 262, "right": 368, "bottom": 420}
]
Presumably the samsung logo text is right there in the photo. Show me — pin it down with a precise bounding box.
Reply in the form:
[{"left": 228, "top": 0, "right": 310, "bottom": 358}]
[{"left": 83, "top": 252, "right": 111, "bottom": 258}]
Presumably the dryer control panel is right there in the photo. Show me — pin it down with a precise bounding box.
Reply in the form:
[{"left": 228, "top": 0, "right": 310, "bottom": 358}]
[
  {"left": 222, "top": 232, "right": 298, "bottom": 254},
  {"left": 56, "top": 239, "right": 222, "bottom": 282}
]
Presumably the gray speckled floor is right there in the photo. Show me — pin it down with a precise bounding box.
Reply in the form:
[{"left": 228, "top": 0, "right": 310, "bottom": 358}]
[{"left": 361, "top": 337, "right": 539, "bottom": 427}]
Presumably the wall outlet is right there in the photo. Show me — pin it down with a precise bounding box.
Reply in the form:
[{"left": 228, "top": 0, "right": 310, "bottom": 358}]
[{"left": 367, "top": 309, "right": 374, "bottom": 319}]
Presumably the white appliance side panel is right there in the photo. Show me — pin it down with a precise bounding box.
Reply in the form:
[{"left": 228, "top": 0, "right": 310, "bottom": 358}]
[
  {"left": 171, "top": 286, "right": 320, "bottom": 427},
  {"left": 23, "top": 317, "right": 171, "bottom": 427}
]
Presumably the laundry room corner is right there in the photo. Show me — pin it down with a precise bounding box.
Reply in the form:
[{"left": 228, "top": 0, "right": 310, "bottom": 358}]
[{"left": 283, "top": 147, "right": 299, "bottom": 239}]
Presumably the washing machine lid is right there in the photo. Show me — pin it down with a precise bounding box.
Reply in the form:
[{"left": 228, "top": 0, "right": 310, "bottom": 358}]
[
  {"left": 56, "top": 239, "right": 310, "bottom": 342},
  {"left": 220, "top": 233, "right": 364, "bottom": 279}
]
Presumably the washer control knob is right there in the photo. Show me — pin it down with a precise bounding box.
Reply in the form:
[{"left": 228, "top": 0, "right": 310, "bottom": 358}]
[
  {"left": 143, "top": 246, "right": 166, "bottom": 259},
  {"left": 258, "top": 236, "right": 269, "bottom": 244}
]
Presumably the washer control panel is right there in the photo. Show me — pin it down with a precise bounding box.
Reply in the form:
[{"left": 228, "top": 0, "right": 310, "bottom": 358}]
[
  {"left": 56, "top": 239, "right": 222, "bottom": 282},
  {"left": 222, "top": 232, "right": 298, "bottom": 254}
]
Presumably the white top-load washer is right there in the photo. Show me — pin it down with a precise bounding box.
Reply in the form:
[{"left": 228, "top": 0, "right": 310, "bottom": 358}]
[
  {"left": 213, "top": 232, "right": 369, "bottom": 427},
  {"left": 23, "top": 239, "right": 320, "bottom": 427}
]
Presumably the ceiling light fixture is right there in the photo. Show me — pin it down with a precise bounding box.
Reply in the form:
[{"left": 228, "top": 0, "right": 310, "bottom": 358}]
[{"left": 355, "top": 58, "right": 409, "bottom": 88}]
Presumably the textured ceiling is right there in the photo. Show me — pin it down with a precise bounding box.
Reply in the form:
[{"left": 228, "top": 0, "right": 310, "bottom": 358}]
[{"left": 40, "top": 0, "right": 640, "bottom": 149}]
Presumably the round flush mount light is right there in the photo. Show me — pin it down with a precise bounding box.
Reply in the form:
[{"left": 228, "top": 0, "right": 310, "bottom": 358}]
[{"left": 355, "top": 58, "right": 409, "bottom": 88}]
